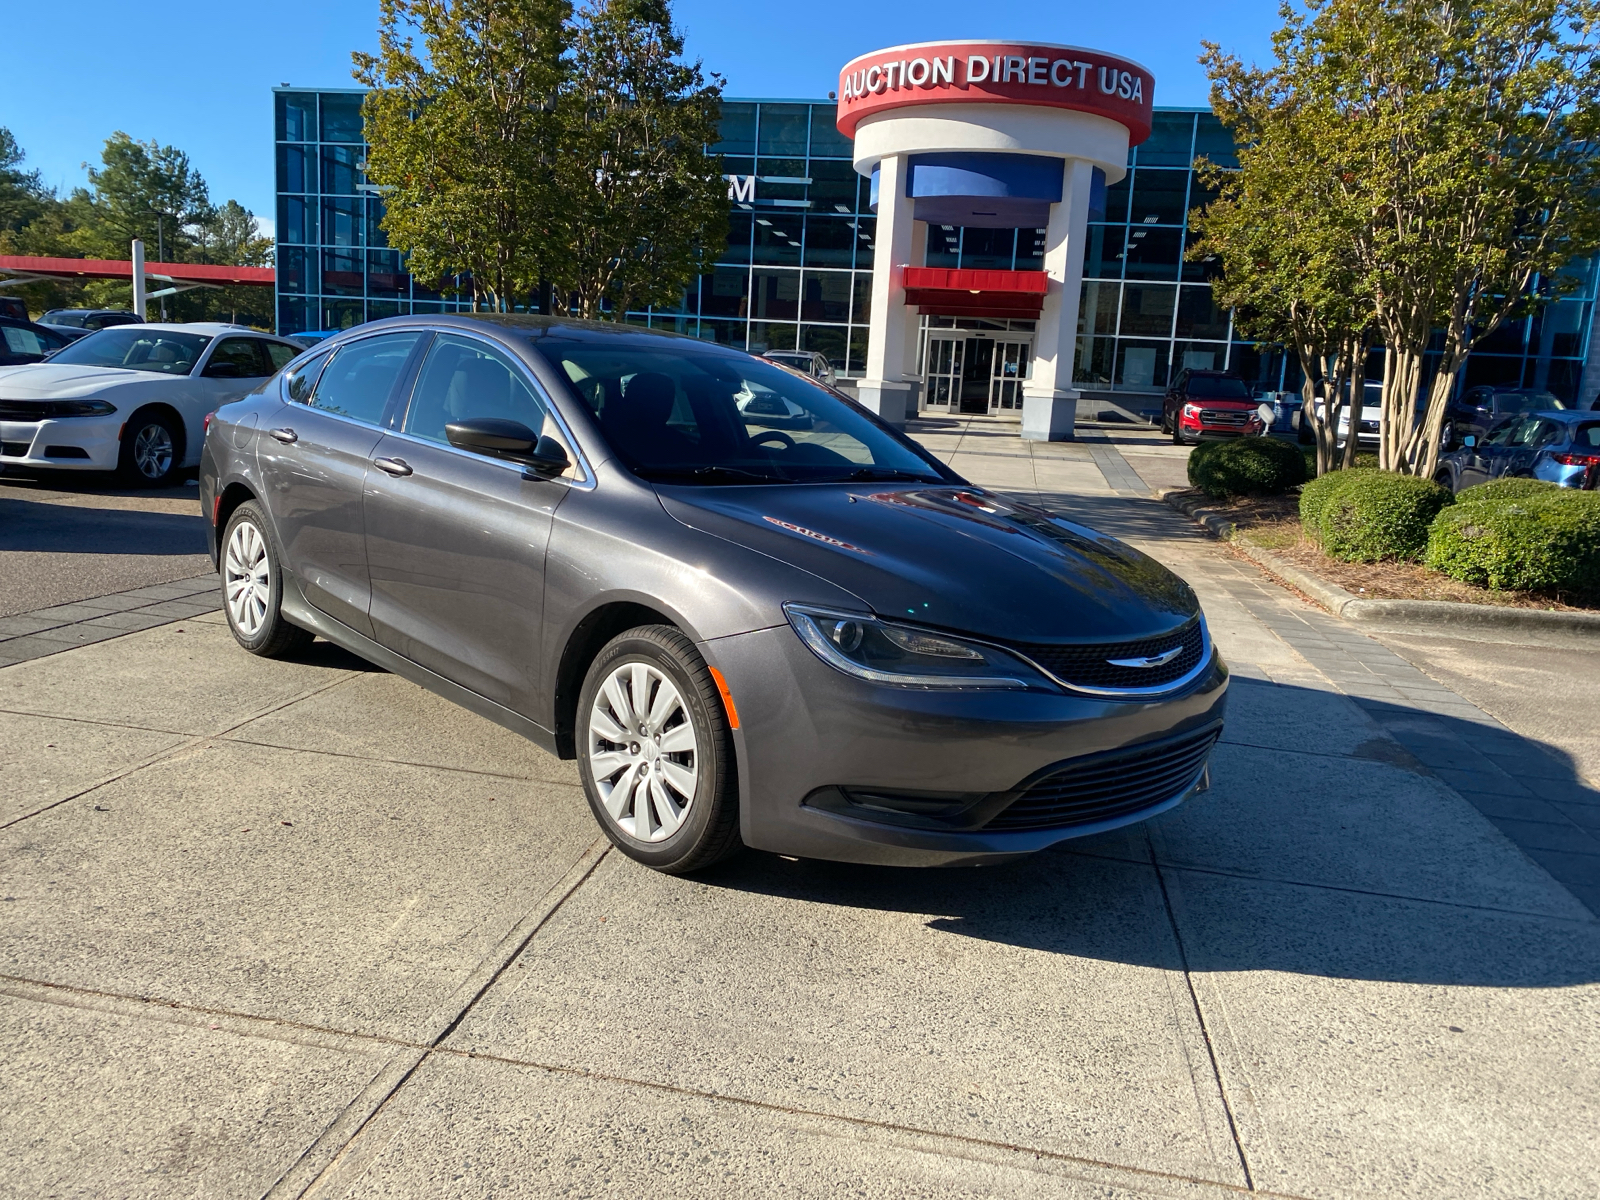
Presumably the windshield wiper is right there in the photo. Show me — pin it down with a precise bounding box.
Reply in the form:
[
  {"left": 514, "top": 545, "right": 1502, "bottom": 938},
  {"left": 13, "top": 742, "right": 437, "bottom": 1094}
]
[
  {"left": 638, "top": 465, "right": 784, "bottom": 484},
  {"left": 825, "top": 467, "right": 941, "bottom": 483}
]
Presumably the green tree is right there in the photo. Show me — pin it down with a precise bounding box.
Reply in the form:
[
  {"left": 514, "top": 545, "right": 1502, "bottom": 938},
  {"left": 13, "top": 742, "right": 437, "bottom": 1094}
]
[
  {"left": 355, "top": 0, "right": 570, "bottom": 311},
  {"left": 0, "top": 127, "right": 54, "bottom": 237},
  {"left": 1193, "top": 49, "right": 1372, "bottom": 477},
  {"left": 549, "top": 0, "right": 725, "bottom": 319},
  {"left": 194, "top": 200, "right": 276, "bottom": 325},
  {"left": 1206, "top": 0, "right": 1600, "bottom": 479},
  {"left": 66, "top": 131, "right": 213, "bottom": 263}
]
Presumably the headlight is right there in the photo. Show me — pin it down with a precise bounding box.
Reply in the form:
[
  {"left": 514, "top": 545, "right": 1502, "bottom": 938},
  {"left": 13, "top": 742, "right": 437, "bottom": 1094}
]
[
  {"left": 45, "top": 400, "right": 117, "bottom": 417},
  {"left": 1182, "top": 403, "right": 1201, "bottom": 417},
  {"left": 784, "top": 603, "right": 1039, "bottom": 689}
]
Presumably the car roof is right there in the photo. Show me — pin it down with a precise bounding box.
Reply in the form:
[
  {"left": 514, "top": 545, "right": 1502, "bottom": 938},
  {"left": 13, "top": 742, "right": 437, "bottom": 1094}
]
[
  {"left": 320, "top": 313, "right": 753, "bottom": 358},
  {"left": 94, "top": 322, "right": 283, "bottom": 336}
]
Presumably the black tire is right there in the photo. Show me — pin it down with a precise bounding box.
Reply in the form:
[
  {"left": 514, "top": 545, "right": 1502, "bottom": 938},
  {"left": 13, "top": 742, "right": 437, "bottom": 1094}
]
[
  {"left": 118, "top": 409, "right": 183, "bottom": 487},
  {"left": 1434, "top": 469, "right": 1455, "bottom": 494},
  {"left": 1171, "top": 421, "right": 1187, "bottom": 445},
  {"left": 1159, "top": 408, "right": 1172, "bottom": 434},
  {"left": 576, "top": 625, "right": 741, "bottom": 874},
  {"left": 1440, "top": 421, "right": 1456, "bottom": 452},
  {"left": 219, "top": 501, "right": 314, "bottom": 658}
]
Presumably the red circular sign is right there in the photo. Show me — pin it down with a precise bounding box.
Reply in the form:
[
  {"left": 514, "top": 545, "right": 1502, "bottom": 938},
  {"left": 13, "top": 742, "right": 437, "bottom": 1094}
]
[{"left": 837, "top": 41, "right": 1154, "bottom": 145}]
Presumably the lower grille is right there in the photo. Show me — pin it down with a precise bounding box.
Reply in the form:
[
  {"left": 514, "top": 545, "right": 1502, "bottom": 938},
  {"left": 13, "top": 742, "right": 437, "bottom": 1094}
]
[
  {"left": 1, "top": 441, "right": 30, "bottom": 457},
  {"left": 1010, "top": 618, "right": 1206, "bottom": 693},
  {"left": 43, "top": 445, "right": 90, "bottom": 459},
  {"left": 0, "top": 401, "right": 49, "bottom": 420},
  {"left": 985, "top": 727, "right": 1220, "bottom": 832}
]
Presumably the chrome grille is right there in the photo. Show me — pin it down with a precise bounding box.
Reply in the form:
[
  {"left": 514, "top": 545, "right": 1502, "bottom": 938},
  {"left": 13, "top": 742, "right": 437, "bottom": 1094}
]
[{"left": 1010, "top": 618, "right": 1206, "bottom": 693}]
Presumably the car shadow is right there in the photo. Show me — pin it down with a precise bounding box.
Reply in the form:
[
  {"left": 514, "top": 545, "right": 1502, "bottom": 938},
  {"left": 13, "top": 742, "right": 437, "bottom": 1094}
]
[
  {"left": 696, "top": 678, "right": 1600, "bottom": 988},
  {"left": 0, "top": 496, "right": 207, "bottom": 556}
]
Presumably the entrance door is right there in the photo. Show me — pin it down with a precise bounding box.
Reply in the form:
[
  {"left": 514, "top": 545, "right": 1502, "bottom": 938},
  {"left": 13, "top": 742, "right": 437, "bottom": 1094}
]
[
  {"left": 989, "top": 340, "right": 1031, "bottom": 412},
  {"left": 924, "top": 337, "right": 963, "bottom": 410},
  {"left": 959, "top": 338, "right": 994, "bottom": 414}
]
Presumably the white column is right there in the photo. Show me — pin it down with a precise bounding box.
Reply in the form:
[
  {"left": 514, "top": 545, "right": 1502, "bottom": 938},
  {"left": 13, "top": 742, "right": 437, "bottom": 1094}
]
[
  {"left": 859, "top": 154, "right": 915, "bottom": 427},
  {"left": 1022, "top": 159, "right": 1095, "bottom": 441},
  {"left": 131, "top": 239, "right": 147, "bottom": 320}
]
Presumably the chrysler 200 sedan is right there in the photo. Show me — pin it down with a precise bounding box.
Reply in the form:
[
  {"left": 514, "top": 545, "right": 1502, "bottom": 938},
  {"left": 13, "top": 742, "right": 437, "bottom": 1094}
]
[{"left": 199, "top": 316, "right": 1226, "bottom": 873}]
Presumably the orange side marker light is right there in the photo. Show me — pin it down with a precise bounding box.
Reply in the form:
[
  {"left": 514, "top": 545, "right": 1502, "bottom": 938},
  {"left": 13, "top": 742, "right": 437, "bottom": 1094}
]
[{"left": 708, "top": 666, "right": 740, "bottom": 730}]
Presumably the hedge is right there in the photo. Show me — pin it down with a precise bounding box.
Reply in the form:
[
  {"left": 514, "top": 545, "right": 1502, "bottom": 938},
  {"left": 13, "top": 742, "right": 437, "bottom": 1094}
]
[
  {"left": 1426, "top": 489, "right": 1600, "bottom": 596},
  {"left": 1187, "top": 437, "right": 1308, "bottom": 498},
  {"left": 1298, "top": 468, "right": 1378, "bottom": 535},
  {"left": 1315, "top": 472, "right": 1454, "bottom": 562},
  {"left": 1456, "top": 477, "right": 1560, "bottom": 504}
]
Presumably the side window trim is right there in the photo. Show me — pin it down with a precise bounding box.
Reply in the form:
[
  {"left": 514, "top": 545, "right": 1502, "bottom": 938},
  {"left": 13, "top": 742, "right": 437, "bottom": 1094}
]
[
  {"left": 304, "top": 330, "right": 431, "bottom": 429},
  {"left": 395, "top": 328, "right": 590, "bottom": 484}
]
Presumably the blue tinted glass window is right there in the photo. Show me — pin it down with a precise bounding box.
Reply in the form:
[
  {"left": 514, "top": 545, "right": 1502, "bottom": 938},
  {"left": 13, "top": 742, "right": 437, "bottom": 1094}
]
[
  {"left": 322, "top": 146, "right": 361, "bottom": 195},
  {"left": 800, "top": 271, "right": 851, "bottom": 322},
  {"left": 277, "top": 196, "right": 316, "bottom": 245},
  {"left": 757, "top": 104, "right": 809, "bottom": 156},
  {"left": 1129, "top": 169, "right": 1189, "bottom": 225},
  {"left": 277, "top": 145, "right": 309, "bottom": 194},
  {"left": 1083, "top": 225, "right": 1125, "bottom": 279},
  {"left": 808, "top": 105, "right": 851, "bottom": 157},
  {"left": 322, "top": 249, "right": 365, "bottom": 295},
  {"left": 321, "top": 93, "right": 365, "bottom": 143},
  {"left": 276, "top": 92, "right": 316, "bottom": 142},
  {"left": 1193, "top": 114, "right": 1239, "bottom": 170},
  {"left": 717, "top": 103, "right": 756, "bottom": 155},
  {"left": 322, "top": 198, "right": 365, "bottom": 247},
  {"left": 1123, "top": 226, "right": 1183, "bottom": 280},
  {"left": 1136, "top": 112, "right": 1196, "bottom": 167},
  {"left": 802, "top": 217, "right": 854, "bottom": 268}
]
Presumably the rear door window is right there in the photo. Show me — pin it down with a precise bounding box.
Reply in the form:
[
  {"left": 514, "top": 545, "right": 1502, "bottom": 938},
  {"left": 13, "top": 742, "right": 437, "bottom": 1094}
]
[
  {"left": 207, "top": 337, "right": 269, "bottom": 378},
  {"left": 308, "top": 333, "right": 423, "bottom": 425}
]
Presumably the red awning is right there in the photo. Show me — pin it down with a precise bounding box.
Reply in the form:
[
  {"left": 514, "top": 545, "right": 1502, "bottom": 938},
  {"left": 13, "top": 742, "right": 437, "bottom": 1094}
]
[
  {"left": 0, "top": 254, "right": 274, "bottom": 287},
  {"left": 902, "top": 267, "right": 1048, "bottom": 318}
]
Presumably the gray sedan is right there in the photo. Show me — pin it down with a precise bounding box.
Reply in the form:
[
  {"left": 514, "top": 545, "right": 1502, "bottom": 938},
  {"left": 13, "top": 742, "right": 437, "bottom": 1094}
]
[{"left": 199, "top": 316, "right": 1226, "bottom": 873}]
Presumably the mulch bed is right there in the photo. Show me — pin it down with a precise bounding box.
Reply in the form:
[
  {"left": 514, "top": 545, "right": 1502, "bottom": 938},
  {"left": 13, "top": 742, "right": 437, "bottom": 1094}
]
[{"left": 1169, "top": 487, "right": 1599, "bottom": 613}]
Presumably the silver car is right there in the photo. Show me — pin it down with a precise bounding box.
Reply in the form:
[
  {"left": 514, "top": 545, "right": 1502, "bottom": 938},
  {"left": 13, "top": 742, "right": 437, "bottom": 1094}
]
[{"left": 200, "top": 316, "right": 1226, "bottom": 873}]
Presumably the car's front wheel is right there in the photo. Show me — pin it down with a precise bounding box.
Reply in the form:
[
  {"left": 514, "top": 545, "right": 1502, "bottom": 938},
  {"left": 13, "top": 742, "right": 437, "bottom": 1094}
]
[
  {"left": 220, "top": 501, "right": 314, "bottom": 658},
  {"left": 576, "top": 625, "right": 741, "bottom": 873},
  {"left": 119, "top": 410, "right": 182, "bottom": 486}
]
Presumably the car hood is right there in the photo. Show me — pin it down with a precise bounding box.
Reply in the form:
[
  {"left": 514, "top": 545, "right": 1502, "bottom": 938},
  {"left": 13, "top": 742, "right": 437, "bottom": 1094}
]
[
  {"left": 0, "top": 363, "right": 157, "bottom": 397},
  {"left": 659, "top": 484, "right": 1199, "bottom": 643}
]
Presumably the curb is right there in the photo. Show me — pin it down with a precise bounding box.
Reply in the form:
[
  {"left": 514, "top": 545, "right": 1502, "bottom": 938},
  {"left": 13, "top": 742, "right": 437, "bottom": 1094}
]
[{"left": 1156, "top": 488, "right": 1600, "bottom": 642}]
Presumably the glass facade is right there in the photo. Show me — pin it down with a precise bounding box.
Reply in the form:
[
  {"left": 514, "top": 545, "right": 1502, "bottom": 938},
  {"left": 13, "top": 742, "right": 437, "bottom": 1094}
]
[{"left": 273, "top": 92, "right": 1597, "bottom": 402}]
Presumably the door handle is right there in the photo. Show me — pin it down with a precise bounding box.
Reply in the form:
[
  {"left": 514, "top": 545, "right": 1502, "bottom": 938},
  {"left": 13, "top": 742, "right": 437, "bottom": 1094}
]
[
  {"left": 269, "top": 427, "right": 298, "bottom": 444},
  {"left": 373, "top": 456, "right": 413, "bottom": 477}
]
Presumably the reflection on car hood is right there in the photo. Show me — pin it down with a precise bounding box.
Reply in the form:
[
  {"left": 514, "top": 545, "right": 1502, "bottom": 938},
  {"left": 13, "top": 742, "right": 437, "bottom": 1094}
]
[
  {"left": 0, "top": 363, "right": 149, "bottom": 396},
  {"left": 660, "top": 484, "right": 1199, "bottom": 643}
]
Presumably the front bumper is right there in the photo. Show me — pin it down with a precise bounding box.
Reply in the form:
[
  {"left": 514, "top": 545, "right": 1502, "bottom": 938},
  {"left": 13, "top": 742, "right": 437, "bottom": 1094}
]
[
  {"left": 0, "top": 416, "right": 122, "bottom": 471},
  {"left": 708, "top": 623, "right": 1228, "bottom": 866}
]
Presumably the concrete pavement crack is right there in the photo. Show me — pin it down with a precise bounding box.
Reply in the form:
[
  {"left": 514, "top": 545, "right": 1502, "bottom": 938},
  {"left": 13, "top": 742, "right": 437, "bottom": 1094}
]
[{"left": 1146, "top": 829, "right": 1258, "bottom": 1192}]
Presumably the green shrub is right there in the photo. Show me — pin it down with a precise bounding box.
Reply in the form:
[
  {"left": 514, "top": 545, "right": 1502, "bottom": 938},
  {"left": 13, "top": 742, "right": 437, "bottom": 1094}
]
[
  {"left": 1187, "top": 437, "right": 1308, "bottom": 498},
  {"left": 1426, "top": 489, "right": 1600, "bottom": 596},
  {"left": 1299, "top": 468, "right": 1378, "bottom": 536},
  {"left": 1457, "top": 476, "right": 1560, "bottom": 504},
  {"left": 1318, "top": 472, "right": 1454, "bottom": 562}
]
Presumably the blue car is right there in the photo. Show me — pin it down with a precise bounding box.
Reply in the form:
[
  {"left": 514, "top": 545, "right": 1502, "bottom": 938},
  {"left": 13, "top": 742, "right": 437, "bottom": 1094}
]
[{"left": 1433, "top": 410, "right": 1600, "bottom": 493}]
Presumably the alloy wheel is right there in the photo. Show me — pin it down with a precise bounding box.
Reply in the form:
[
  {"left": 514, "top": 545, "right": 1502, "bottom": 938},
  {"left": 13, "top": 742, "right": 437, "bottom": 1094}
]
[
  {"left": 133, "top": 422, "right": 174, "bottom": 480},
  {"left": 224, "top": 520, "right": 271, "bottom": 637},
  {"left": 586, "top": 661, "right": 699, "bottom": 842}
]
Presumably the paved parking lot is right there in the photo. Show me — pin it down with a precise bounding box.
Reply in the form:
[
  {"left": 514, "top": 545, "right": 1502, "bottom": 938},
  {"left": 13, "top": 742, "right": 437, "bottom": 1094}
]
[{"left": 2, "top": 427, "right": 1598, "bottom": 1198}]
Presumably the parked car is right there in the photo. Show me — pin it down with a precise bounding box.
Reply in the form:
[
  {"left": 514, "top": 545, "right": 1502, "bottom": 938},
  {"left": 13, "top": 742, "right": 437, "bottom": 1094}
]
[
  {"left": 762, "top": 349, "right": 837, "bottom": 387},
  {"left": 200, "top": 315, "right": 1227, "bottom": 873},
  {"left": 1444, "top": 386, "right": 1568, "bottom": 451},
  {"left": 1161, "top": 370, "right": 1265, "bottom": 444},
  {"left": 0, "top": 315, "right": 74, "bottom": 366},
  {"left": 1433, "top": 410, "right": 1600, "bottom": 492},
  {"left": 38, "top": 309, "right": 143, "bottom": 334},
  {"left": 284, "top": 330, "right": 341, "bottom": 349},
  {"left": 1333, "top": 381, "right": 1383, "bottom": 446},
  {"left": 0, "top": 323, "right": 301, "bottom": 485}
]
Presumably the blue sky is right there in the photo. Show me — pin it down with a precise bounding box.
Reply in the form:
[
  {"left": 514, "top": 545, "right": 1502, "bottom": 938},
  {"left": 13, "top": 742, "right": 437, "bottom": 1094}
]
[{"left": 3, "top": 1, "right": 1279, "bottom": 236}]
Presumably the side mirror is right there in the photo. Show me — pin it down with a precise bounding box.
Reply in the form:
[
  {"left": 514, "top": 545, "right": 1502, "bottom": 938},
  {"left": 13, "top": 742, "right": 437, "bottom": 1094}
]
[
  {"left": 204, "top": 361, "right": 244, "bottom": 379},
  {"left": 445, "top": 417, "right": 570, "bottom": 478},
  {"left": 1462, "top": 435, "right": 1477, "bottom": 449}
]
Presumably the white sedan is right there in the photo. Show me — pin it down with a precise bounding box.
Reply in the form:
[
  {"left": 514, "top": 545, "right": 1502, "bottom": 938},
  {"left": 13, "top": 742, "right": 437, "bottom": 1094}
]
[{"left": 0, "top": 323, "right": 302, "bottom": 486}]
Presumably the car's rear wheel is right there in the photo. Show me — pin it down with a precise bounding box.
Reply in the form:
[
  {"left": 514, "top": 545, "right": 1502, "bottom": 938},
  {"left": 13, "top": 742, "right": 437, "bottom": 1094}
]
[
  {"left": 577, "top": 625, "right": 741, "bottom": 873},
  {"left": 221, "top": 501, "right": 314, "bottom": 658},
  {"left": 1433, "top": 469, "right": 1454, "bottom": 493},
  {"left": 118, "top": 410, "right": 182, "bottom": 486},
  {"left": 1440, "top": 421, "right": 1456, "bottom": 452}
]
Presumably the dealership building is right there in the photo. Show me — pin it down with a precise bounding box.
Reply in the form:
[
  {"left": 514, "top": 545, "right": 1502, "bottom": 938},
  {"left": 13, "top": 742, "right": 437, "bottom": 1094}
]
[{"left": 274, "top": 56, "right": 1600, "bottom": 424}]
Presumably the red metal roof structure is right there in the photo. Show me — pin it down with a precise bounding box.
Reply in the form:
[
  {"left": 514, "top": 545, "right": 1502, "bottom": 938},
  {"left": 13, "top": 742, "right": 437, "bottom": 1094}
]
[
  {"left": 0, "top": 255, "right": 274, "bottom": 288},
  {"left": 902, "top": 266, "right": 1048, "bottom": 318}
]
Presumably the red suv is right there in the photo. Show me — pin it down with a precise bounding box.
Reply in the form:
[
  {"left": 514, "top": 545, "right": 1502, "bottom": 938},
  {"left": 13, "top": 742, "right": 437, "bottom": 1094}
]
[{"left": 1161, "top": 370, "right": 1264, "bottom": 445}]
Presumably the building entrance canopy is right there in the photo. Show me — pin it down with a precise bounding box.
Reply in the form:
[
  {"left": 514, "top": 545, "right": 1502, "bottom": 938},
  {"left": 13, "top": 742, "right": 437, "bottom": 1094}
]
[{"left": 837, "top": 40, "right": 1153, "bottom": 441}]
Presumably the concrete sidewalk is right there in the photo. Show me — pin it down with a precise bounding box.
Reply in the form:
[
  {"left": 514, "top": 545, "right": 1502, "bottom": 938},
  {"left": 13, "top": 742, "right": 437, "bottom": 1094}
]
[{"left": 2, "top": 426, "right": 1597, "bottom": 1198}]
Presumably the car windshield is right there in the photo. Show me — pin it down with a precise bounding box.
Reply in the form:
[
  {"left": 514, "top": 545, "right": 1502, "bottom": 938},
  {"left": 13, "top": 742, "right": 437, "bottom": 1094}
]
[
  {"left": 47, "top": 328, "right": 211, "bottom": 375},
  {"left": 1497, "top": 391, "right": 1566, "bottom": 414},
  {"left": 536, "top": 341, "right": 948, "bottom": 485},
  {"left": 1186, "top": 376, "right": 1250, "bottom": 399}
]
